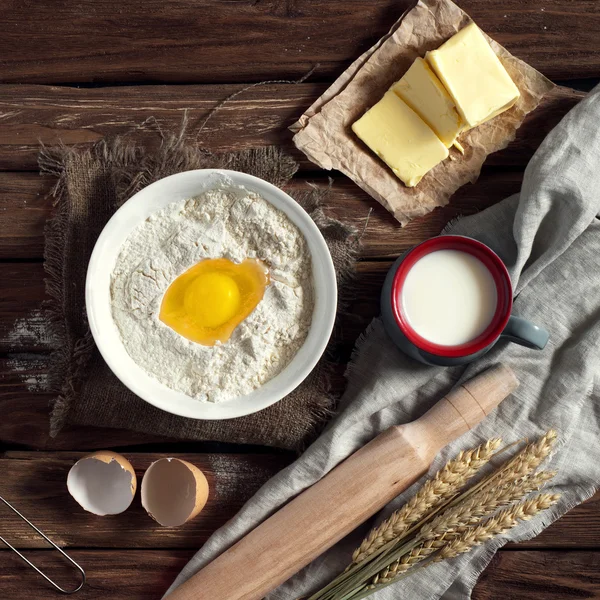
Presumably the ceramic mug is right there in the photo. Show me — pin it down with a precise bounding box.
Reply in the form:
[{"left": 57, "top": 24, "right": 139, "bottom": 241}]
[{"left": 380, "top": 235, "right": 549, "bottom": 366}]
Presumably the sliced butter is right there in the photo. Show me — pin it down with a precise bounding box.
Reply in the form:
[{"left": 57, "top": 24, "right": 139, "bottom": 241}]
[
  {"left": 426, "top": 22, "right": 520, "bottom": 128},
  {"left": 352, "top": 91, "right": 448, "bottom": 188},
  {"left": 392, "top": 57, "right": 464, "bottom": 148}
]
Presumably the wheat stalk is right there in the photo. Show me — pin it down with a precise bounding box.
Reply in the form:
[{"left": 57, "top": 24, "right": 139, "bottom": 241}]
[
  {"left": 490, "top": 430, "right": 557, "bottom": 483},
  {"left": 348, "top": 493, "right": 561, "bottom": 600},
  {"left": 351, "top": 439, "right": 502, "bottom": 564},
  {"left": 416, "top": 430, "right": 557, "bottom": 543},
  {"left": 419, "top": 470, "right": 556, "bottom": 541},
  {"left": 435, "top": 493, "right": 561, "bottom": 561},
  {"left": 437, "top": 430, "right": 557, "bottom": 518},
  {"left": 368, "top": 538, "right": 442, "bottom": 586},
  {"left": 310, "top": 432, "right": 559, "bottom": 600},
  {"left": 368, "top": 470, "right": 555, "bottom": 588}
]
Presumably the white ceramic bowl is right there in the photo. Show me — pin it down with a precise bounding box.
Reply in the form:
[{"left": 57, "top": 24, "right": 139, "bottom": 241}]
[{"left": 86, "top": 169, "right": 337, "bottom": 420}]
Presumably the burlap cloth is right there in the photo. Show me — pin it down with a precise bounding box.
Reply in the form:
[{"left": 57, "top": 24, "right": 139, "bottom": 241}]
[{"left": 41, "top": 132, "right": 359, "bottom": 451}]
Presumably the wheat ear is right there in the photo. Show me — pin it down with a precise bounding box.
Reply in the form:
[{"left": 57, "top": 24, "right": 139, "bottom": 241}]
[
  {"left": 416, "top": 430, "right": 557, "bottom": 543},
  {"left": 419, "top": 469, "right": 556, "bottom": 541},
  {"left": 352, "top": 439, "right": 502, "bottom": 564},
  {"left": 368, "top": 491, "right": 560, "bottom": 593},
  {"left": 435, "top": 493, "right": 561, "bottom": 561},
  {"left": 490, "top": 430, "right": 557, "bottom": 484},
  {"left": 368, "top": 471, "right": 555, "bottom": 587},
  {"left": 367, "top": 538, "right": 442, "bottom": 587}
]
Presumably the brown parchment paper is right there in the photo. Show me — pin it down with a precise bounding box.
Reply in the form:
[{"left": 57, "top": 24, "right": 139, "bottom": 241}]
[{"left": 291, "top": 0, "right": 554, "bottom": 226}]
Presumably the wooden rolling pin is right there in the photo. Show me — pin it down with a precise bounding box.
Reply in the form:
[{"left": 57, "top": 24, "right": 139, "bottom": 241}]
[{"left": 165, "top": 364, "right": 518, "bottom": 600}]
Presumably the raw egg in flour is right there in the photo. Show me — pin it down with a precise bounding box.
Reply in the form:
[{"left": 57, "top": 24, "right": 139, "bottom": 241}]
[{"left": 159, "top": 258, "right": 269, "bottom": 346}]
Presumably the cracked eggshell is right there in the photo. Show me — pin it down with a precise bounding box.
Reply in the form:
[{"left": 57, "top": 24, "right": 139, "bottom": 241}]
[
  {"left": 67, "top": 451, "right": 137, "bottom": 516},
  {"left": 141, "top": 458, "right": 209, "bottom": 527}
]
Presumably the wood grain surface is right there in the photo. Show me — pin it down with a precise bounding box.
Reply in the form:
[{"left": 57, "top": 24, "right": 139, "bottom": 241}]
[
  {"left": 1, "top": 1, "right": 599, "bottom": 598},
  {"left": 0, "top": 170, "right": 525, "bottom": 260},
  {"left": 1, "top": 549, "right": 599, "bottom": 599},
  {"left": 0, "top": 261, "right": 390, "bottom": 353},
  {"left": 1, "top": 1, "right": 599, "bottom": 84},
  {"left": 0, "top": 452, "right": 289, "bottom": 549},
  {"left": 1, "top": 450, "right": 599, "bottom": 552},
  {"left": 0, "top": 85, "right": 584, "bottom": 171}
]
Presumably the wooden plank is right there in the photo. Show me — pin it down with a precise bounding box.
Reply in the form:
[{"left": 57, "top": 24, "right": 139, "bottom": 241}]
[
  {"left": 0, "top": 173, "right": 53, "bottom": 258},
  {"left": 0, "top": 84, "right": 584, "bottom": 171},
  {"left": 0, "top": 83, "right": 318, "bottom": 171},
  {"left": 0, "top": 355, "right": 173, "bottom": 449},
  {"left": 0, "top": 260, "right": 389, "bottom": 353},
  {"left": 0, "top": 549, "right": 194, "bottom": 599},
  {"left": 0, "top": 1, "right": 599, "bottom": 84},
  {"left": 0, "top": 265, "right": 53, "bottom": 352},
  {"left": 473, "top": 551, "right": 600, "bottom": 599},
  {"left": 0, "top": 355, "right": 345, "bottom": 450},
  {"left": 3, "top": 356, "right": 600, "bottom": 549},
  {"left": 0, "top": 170, "right": 524, "bottom": 259},
  {"left": 0, "top": 548, "right": 598, "bottom": 599},
  {"left": 2, "top": 447, "right": 600, "bottom": 551},
  {"left": 0, "top": 451, "right": 289, "bottom": 549}
]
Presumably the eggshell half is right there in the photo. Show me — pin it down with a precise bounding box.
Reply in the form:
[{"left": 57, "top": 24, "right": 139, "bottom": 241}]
[
  {"left": 141, "top": 458, "right": 209, "bottom": 527},
  {"left": 67, "top": 451, "right": 137, "bottom": 516}
]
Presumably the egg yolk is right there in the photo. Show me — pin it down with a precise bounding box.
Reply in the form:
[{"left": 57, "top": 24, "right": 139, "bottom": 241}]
[{"left": 159, "top": 258, "right": 269, "bottom": 346}]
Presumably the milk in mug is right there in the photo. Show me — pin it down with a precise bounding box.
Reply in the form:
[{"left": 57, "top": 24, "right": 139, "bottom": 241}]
[{"left": 401, "top": 249, "right": 497, "bottom": 346}]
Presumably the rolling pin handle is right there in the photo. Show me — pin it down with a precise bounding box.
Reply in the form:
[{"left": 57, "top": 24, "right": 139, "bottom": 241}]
[
  {"left": 460, "top": 364, "right": 519, "bottom": 415},
  {"left": 418, "top": 364, "right": 519, "bottom": 446}
]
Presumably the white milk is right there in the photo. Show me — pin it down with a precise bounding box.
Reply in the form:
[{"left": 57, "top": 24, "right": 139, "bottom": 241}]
[{"left": 401, "top": 249, "right": 498, "bottom": 346}]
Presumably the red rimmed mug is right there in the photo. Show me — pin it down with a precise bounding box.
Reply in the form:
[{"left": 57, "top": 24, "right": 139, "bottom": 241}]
[{"left": 381, "top": 235, "right": 549, "bottom": 366}]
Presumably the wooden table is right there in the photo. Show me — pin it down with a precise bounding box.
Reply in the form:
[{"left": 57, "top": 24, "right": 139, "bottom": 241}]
[{"left": 1, "top": 1, "right": 599, "bottom": 598}]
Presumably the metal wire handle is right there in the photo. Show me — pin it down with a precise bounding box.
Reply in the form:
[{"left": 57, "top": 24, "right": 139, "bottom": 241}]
[{"left": 0, "top": 495, "right": 86, "bottom": 594}]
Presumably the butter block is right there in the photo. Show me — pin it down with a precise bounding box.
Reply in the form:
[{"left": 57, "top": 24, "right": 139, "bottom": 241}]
[
  {"left": 426, "top": 23, "right": 520, "bottom": 128},
  {"left": 392, "top": 57, "right": 464, "bottom": 148},
  {"left": 352, "top": 91, "right": 449, "bottom": 187}
]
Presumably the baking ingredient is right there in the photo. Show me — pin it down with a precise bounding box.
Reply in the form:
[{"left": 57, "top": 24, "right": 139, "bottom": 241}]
[
  {"left": 401, "top": 249, "right": 497, "bottom": 346},
  {"left": 426, "top": 23, "right": 520, "bottom": 128},
  {"left": 141, "top": 458, "right": 209, "bottom": 527},
  {"left": 67, "top": 451, "right": 136, "bottom": 516},
  {"left": 160, "top": 257, "right": 269, "bottom": 346},
  {"left": 308, "top": 431, "right": 559, "bottom": 600},
  {"left": 392, "top": 57, "right": 464, "bottom": 148},
  {"left": 111, "top": 185, "right": 314, "bottom": 402},
  {"left": 352, "top": 91, "right": 448, "bottom": 187}
]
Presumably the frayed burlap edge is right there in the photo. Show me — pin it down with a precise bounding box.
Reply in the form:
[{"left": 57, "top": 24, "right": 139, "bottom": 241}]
[
  {"left": 40, "top": 138, "right": 148, "bottom": 436},
  {"left": 40, "top": 144, "right": 89, "bottom": 437}
]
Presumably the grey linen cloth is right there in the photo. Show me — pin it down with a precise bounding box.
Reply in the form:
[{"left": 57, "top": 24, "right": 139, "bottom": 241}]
[{"left": 165, "top": 85, "right": 600, "bottom": 599}]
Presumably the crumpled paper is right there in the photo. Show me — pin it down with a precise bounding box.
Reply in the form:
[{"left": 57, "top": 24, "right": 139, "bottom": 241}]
[{"left": 291, "top": 0, "right": 554, "bottom": 225}]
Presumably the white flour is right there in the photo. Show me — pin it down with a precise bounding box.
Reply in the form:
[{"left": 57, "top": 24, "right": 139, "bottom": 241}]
[{"left": 110, "top": 185, "right": 314, "bottom": 402}]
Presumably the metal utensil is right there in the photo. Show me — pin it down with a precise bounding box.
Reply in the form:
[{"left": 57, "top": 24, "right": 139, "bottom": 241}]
[{"left": 0, "top": 495, "right": 86, "bottom": 594}]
